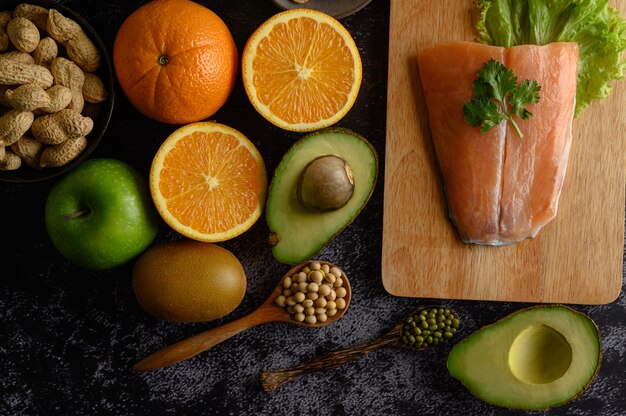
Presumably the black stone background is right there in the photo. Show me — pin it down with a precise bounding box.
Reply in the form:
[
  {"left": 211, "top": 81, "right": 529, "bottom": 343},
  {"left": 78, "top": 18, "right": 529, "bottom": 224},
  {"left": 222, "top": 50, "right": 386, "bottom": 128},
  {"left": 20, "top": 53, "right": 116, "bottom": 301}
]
[{"left": 1, "top": 1, "right": 625, "bottom": 415}]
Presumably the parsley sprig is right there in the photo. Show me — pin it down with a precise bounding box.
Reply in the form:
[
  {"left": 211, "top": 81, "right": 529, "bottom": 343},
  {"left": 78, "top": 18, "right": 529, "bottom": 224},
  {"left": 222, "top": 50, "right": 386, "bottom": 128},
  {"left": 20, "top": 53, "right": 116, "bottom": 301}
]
[{"left": 463, "top": 59, "right": 541, "bottom": 139}]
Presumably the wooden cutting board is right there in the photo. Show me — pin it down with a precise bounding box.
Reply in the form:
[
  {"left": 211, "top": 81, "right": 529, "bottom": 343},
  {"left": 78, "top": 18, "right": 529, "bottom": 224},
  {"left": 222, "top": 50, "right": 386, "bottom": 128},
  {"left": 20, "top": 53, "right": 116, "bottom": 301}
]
[{"left": 382, "top": 0, "right": 626, "bottom": 304}]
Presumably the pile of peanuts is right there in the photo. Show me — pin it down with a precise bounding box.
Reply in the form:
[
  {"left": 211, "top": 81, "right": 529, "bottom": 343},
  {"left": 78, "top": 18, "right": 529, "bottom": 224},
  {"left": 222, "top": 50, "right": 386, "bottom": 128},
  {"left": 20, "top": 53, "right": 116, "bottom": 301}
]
[
  {"left": 275, "top": 260, "right": 347, "bottom": 325},
  {"left": 0, "top": 3, "right": 108, "bottom": 171}
]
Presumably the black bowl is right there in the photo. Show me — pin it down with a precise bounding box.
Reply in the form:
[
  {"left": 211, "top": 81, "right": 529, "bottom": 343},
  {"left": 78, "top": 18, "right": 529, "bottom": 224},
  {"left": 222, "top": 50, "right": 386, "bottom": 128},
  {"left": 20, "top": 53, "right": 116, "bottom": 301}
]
[{"left": 0, "top": 0, "right": 114, "bottom": 183}]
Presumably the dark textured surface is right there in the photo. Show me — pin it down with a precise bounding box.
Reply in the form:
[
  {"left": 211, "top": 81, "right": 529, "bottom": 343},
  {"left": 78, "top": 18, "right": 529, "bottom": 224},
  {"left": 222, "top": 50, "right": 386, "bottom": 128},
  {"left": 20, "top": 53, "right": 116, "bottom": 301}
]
[{"left": 1, "top": 1, "right": 625, "bottom": 415}]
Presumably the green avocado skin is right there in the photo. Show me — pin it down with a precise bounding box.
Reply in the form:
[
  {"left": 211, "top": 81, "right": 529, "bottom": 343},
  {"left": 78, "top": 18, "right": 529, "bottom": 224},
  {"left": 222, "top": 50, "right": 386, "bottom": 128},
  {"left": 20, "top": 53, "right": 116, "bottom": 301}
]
[
  {"left": 266, "top": 128, "right": 378, "bottom": 264},
  {"left": 447, "top": 305, "right": 602, "bottom": 411}
]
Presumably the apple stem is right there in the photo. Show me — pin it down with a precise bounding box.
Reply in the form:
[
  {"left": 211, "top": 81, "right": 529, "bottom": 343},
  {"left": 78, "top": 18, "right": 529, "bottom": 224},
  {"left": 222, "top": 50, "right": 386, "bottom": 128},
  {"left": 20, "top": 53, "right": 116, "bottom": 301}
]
[{"left": 64, "top": 209, "right": 90, "bottom": 221}]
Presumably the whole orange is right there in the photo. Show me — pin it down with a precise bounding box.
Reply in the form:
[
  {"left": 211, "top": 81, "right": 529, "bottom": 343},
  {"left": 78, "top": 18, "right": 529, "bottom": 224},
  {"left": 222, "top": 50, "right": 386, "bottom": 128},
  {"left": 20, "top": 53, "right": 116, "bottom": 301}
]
[{"left": 113, "top": 0, "right": 238, "bottom": 124}]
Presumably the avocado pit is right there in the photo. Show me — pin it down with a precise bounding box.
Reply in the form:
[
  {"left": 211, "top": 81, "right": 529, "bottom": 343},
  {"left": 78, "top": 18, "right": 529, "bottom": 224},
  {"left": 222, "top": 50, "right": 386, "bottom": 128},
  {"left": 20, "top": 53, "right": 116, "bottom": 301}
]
[{"left": 297, "top": 155, "right": 354, "bottom": 211}]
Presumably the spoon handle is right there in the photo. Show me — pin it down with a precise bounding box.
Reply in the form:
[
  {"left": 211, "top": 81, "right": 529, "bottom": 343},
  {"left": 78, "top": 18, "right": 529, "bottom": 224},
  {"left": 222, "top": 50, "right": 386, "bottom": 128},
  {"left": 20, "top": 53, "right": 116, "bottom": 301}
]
[
  {"left": 260, "top": 326, "right": 401, "bottom": 392},
  {"left": 133, "top": 306, "right": 280, "bottom": 372}
]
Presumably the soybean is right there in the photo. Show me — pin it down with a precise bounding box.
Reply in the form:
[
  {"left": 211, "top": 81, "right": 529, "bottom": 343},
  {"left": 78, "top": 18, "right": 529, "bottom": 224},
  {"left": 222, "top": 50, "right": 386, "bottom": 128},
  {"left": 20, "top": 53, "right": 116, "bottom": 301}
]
[{"left": 274, "top": 260, "right": 348, "bottom": 326}]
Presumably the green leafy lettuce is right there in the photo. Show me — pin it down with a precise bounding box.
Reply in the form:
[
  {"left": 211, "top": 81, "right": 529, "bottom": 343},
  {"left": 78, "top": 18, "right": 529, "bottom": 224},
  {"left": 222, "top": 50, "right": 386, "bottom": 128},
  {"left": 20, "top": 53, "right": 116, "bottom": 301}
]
[{"left": 476, "top": 0, "right": 626, "bottom": 115}]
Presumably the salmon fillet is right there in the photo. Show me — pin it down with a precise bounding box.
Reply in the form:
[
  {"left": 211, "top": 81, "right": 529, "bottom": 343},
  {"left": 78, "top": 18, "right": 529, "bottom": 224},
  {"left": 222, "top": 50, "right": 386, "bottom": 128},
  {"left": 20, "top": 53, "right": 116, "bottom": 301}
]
[{"left": 417, "top": 41, "right": 578, "bottom": 245}]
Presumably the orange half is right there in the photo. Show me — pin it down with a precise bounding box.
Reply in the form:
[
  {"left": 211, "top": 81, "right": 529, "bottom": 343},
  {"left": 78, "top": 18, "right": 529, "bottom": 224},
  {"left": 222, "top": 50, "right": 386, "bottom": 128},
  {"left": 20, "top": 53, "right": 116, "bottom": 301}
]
[
  {"left": 242, "top": 9, "right": 362, "bottom": 132},
  {"left": 150, "top": 122, "right": 267, "bottom": 242}
]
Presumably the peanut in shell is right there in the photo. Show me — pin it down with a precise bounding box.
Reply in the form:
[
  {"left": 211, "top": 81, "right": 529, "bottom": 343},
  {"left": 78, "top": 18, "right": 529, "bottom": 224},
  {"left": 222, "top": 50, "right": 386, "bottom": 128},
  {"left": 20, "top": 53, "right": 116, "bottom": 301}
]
[
  {"left": 31, "top": 109, "right": 93, "bottom": 145},
  {"left": 39, "top": 136, "right": 87, "bottom": 168}
]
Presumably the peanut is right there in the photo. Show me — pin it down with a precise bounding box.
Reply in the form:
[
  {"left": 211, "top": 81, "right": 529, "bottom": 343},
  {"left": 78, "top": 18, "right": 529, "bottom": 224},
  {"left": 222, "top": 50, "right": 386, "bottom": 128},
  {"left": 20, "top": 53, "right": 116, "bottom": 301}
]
[
  {"left": 42, "top": 85, "right": 72, "bottom": 112},
  {"left": 7, "top": 17, "right": 39, "bottom": 53},
  {"left": 50, "top": 57, "right": 84, "bottom": 112},
  {"left": 0, "top": 12, "right": 11, "bottom": 29},
  {"left": 47, "top": 9, "right": 100, "bottom": 72},
  {"left": 0, "top": 12, "right": 10, "bottom": 52},
  {"left": 82, "top": 73, "right": 108, "bottom": 104},
  {"left": 39, "top": 136, "right": 86, "bottom": 168},
  {"left": 1, "top": 5, "right": 103, "bottom": 172},
  {"left": 32, "top": 37, "right": 58, "bottom": 68},
  {"left": 0, "top": 149, "right": 22, "bottom": 170},
  {"left": 11, "top": 135, "right": 42, "bottom": 168},
  {"left": 13, "top": 3, "right": 48, "bottom": 31},
  {"left": 4, "top": 83, "right": 48, "bottom": 111},
  {"left": 31, "top": 109, "right": 93, "bottom": 145},
  {"left": 46, "top": 9, "right": 80, "bottom": 42},
  {"left": 0, "top": 60, "right": 53, "bottom": 88},
  {"left": 0, "top": 109, "right": 34, "bottom": 146},
  {"left": 0, "top": 50, "right": 35, "bottom": 65},
  {"left": 66, "top": 31, "right": 101, "bottom": 73},
  {"left": 4, "top": 83, "right": 71, "bottom": 112}
]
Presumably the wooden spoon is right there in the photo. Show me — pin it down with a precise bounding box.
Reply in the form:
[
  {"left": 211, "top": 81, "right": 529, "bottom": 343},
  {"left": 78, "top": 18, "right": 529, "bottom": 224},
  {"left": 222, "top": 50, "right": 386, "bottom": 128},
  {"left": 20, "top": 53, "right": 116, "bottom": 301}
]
[
  {"left": 133, "top": 260, "right": 351, "bottom": 372},
  {"left": 260, "top": 306, "right": 459, "bottom": 392}
]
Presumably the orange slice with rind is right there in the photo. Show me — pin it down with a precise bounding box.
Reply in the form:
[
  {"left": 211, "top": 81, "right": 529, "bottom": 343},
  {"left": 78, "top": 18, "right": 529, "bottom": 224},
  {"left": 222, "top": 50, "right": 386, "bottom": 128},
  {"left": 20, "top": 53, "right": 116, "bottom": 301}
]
[
  {"left": 150, "top": 122, "right": 267, "bottom": 242},
  {"left": 242, "top": 9, "right": 362, "bottom": 132}
]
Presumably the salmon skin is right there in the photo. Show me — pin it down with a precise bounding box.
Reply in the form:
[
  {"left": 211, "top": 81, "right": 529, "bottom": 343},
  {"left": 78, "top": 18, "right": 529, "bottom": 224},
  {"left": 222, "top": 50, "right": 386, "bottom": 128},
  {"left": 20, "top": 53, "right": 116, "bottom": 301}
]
[{"left": 417, "top": 41, "right": 578, "bottom": 246}]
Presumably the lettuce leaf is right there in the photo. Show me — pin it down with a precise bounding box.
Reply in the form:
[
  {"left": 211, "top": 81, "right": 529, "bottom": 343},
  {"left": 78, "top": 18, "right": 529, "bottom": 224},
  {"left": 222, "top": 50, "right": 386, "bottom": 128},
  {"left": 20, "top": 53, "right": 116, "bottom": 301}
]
[{"left": 476, "top": 0, "right": 626, "bottom": 115}]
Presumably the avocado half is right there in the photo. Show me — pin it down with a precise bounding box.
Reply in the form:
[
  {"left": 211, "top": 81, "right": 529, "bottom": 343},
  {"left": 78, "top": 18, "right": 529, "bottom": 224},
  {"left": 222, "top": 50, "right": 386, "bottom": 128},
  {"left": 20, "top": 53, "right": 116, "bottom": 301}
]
[
  {"left": 266, "top": 128, "right": 378, "bottom": 264},
  {"left": 447, "top": 305, "right": 602, "bottom": 410}
]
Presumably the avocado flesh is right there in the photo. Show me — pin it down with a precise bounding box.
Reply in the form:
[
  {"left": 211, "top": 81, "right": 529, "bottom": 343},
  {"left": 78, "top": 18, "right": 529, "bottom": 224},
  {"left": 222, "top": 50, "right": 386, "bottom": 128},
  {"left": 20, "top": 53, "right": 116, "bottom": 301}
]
[
  {"left": 267, "top": 128, "right": 378, "bottom": 264},
  {"left": 447, "top": 305, "right": 601, "bottom": 410}
]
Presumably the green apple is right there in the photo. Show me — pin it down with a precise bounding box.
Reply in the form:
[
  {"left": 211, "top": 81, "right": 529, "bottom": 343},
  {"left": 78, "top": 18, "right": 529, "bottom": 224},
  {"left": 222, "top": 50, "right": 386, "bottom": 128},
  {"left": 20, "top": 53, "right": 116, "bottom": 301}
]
[{"left": 45, "top": 158, "right": 159, "bottom": 270}]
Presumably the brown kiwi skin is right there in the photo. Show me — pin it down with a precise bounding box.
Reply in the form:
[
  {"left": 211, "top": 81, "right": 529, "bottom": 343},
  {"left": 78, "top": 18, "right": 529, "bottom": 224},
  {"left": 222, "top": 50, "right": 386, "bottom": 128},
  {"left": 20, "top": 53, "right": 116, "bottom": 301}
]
[
  {"left": 132, "top": 240, "right": 247, "bottom": 323},
  {"left": 447, "top": 304, "right": 602, "bottom": 411},
  {"left": 266, "top": 127, "right": 379, "bottom": 264}
]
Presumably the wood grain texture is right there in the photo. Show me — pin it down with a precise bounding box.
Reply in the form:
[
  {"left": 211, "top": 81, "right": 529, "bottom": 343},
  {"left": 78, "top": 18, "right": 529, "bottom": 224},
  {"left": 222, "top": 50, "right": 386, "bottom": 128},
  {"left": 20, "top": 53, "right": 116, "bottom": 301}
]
[{"left": 382, "top": 0, "right": 626, "bottom": 304}]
